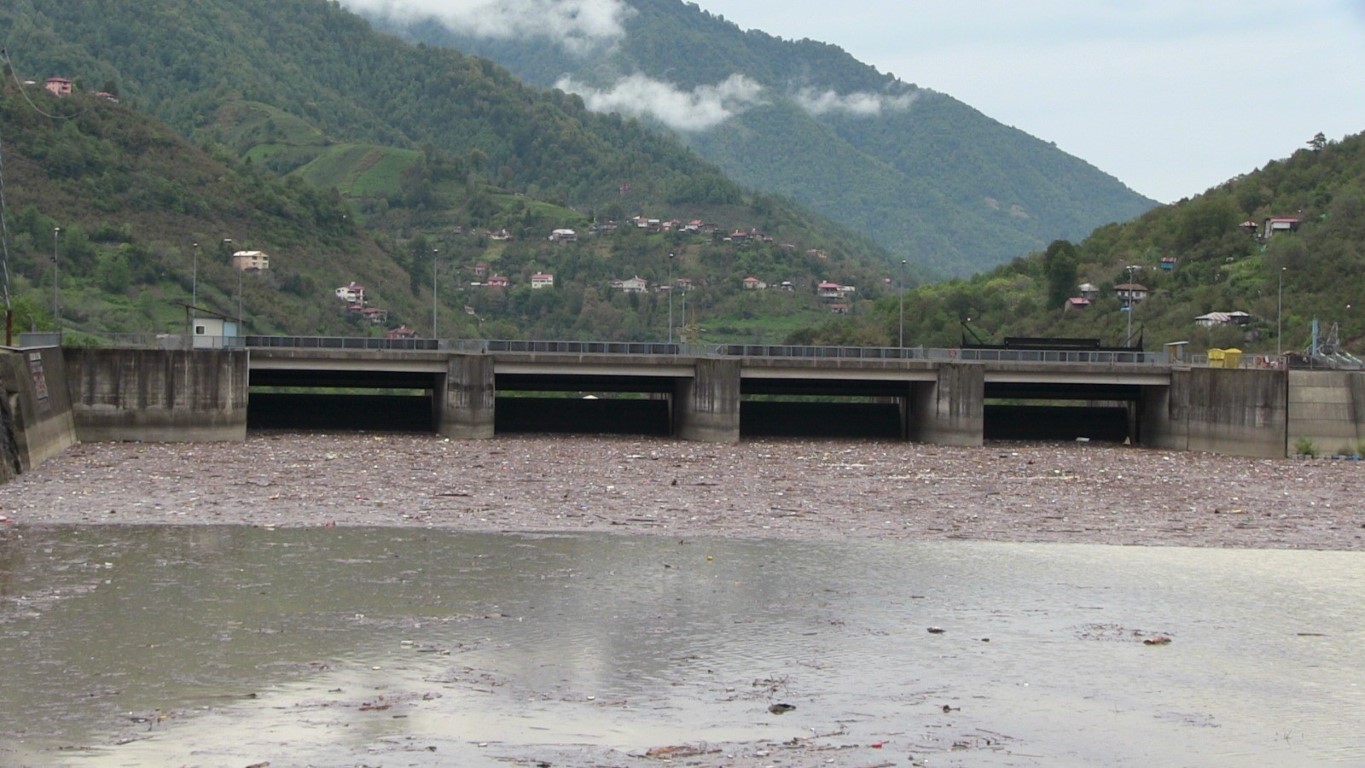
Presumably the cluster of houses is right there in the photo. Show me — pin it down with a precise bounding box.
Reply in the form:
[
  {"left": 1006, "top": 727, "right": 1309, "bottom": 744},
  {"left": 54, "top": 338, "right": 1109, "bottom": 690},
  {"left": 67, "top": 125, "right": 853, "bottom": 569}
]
[
  {"left": 332, "top": 283, "right": 416, "bottom": 339},
  {"left": 1242, "top": 216, "right": 1301, "bottom": 241},
  {"left": 469, "top": 263, "right": 554, "bottom": 290},
  {"left": 334, "top": 282, "right": 390, "bottom": 326}
]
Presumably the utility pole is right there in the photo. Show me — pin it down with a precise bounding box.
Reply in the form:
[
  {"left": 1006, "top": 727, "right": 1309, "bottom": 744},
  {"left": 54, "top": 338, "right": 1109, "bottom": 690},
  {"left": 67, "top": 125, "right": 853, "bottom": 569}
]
[
  {"left": 52, "top": 227, "right": 61, "bottom": 333},
  {"left": 899, "top": 258, "right": 906, "bottom": 348},
  {"left": 190, "top": 242, "right": 199, "bottom": 332},
  {"left": 1125, "top": 264, "right": 1141, "bottom": 346},
  {"left": 432, "top": 248, "right": 440, "bottom": 339},
  {"left": 667, "top": 252, "right": 674, "bottom": 346},
  {"left": 1277, "top": 267, "right": 1286, "bottom": 357}
]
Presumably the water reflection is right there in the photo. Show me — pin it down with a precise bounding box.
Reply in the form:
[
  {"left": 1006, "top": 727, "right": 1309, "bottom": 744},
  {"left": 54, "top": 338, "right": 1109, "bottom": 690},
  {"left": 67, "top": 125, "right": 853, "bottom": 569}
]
[{"left": 1, "top": 526, "right": 1361, "bottom": 766}]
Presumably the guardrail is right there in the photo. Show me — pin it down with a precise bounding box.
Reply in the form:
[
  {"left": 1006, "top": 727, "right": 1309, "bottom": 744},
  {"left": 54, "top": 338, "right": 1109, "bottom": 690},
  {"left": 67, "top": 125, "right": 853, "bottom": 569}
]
[
  {"left": 713, "top": 343, "right": 1165, "bottom": 365},
  {"left": 245, "top": 335, "right": 441, "bottom": 351},
  {"left": 49, "top": 334, "right": 1172, "bottom": 364}
]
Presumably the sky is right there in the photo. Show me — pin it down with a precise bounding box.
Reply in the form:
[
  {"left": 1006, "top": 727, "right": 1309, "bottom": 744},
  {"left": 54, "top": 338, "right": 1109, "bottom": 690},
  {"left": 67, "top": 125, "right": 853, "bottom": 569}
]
[
  {"left": 344, "top": 1, "right": 1365, "bottom": 204},
  {"left": 691, "top": 0, "right": 1365, "bottom": 203}
]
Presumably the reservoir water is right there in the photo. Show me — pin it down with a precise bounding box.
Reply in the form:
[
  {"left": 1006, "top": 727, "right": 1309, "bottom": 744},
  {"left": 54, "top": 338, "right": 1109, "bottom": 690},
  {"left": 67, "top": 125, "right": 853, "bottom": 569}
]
[{"left": 1, "top": 526, "right": 1361, "bottom": 766}]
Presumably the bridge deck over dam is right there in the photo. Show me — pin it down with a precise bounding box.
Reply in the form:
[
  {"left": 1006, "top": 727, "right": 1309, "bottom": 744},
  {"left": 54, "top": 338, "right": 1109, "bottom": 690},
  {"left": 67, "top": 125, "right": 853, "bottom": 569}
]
[
  {"left": 245, "top": 340, "right": 1206, "bottom": 449},
  {"left": 18, "top": 338, "right": 1365, "bottom": 460}
]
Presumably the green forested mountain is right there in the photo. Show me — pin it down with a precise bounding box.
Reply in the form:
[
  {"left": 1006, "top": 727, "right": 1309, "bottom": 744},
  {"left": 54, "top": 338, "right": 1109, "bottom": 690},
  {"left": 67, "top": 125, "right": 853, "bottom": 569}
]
[
  {"left": 1, "top": 0, "right": 736, "bottom": 212},
  {"left": 793, "top": 131, "right": 1365, "bottom": 357},
  {"left": 0, "top": 78, "right": 422, "bottom": 338},
  {"left": 0, "top": 0, "right": 900, "bottom": 343},
  {"left": 372, "top": 0, "right": 1158, "bottom": 277}
]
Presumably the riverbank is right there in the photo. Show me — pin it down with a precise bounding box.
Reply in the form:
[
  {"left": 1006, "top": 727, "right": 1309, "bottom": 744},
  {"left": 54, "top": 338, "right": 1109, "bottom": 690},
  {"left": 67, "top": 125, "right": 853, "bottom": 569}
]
[{"left": 2, "top": 433, "right": 1360, "bottom": 550}]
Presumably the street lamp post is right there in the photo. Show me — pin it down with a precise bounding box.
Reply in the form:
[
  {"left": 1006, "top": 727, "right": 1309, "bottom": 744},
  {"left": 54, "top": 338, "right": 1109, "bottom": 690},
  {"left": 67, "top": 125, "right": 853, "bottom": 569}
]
[
  {"left": 432, "top": 248, "right": 439, "bottom": 339},
  {"left": 899, "top": 258, "right": 907, "bottom": 348},
  {"left": 667, "top": 252, "right": 674, "bottom": 346},
  {"left": 52, "top": 227, "right": 61, "bottom": 332},
  {"left": 191, "top": 242, "right": 199, "bottom": 325},
  {"left": 222, "top": 238, "right": 239, "bottom": 328},
  {"left": 1277, "top": 267, "right": 1286, "bottom": 358},
  {"left": 1124, "top": 265, "right": 1140, "bottom": 346}
]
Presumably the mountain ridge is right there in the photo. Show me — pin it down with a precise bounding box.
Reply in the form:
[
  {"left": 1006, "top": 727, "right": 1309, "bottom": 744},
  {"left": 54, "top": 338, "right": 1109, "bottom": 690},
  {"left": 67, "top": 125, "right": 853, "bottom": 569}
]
[{"left": 373, "top": 0, "right": 1157, "bottom": 276}]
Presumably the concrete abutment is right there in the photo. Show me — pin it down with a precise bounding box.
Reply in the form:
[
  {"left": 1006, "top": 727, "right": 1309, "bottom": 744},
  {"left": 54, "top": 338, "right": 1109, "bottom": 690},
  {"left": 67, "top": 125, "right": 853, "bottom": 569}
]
[
  {"left": 63, "top": 348, "right": 248, "bottom": 442},
  {"left": 907, "top": 363, "right": 984, "bottom": 446},
  {"left": 435, "top": 354, "right": 496, "bottom": 439},
  {"left": 674, "top": 358, "right": 741, "bottom": 443}
]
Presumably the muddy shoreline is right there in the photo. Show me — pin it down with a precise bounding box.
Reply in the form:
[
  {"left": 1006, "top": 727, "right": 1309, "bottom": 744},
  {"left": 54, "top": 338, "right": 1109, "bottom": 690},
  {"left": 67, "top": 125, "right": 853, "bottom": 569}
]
[{"left": 2, "top": 433, "right": 1361, "bottom": 550}]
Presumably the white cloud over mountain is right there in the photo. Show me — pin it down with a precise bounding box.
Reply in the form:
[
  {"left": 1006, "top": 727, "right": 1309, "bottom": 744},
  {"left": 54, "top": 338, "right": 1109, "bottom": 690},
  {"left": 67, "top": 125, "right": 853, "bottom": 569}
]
[
  {"left": 555, "top": 73, "right": 766, "bottom": 132},
  {"left": 339, "top": 0, "right": 633, "bottom": 54},
  {"left": 793, "top": 88, "right": 916, "bottom": 117}
]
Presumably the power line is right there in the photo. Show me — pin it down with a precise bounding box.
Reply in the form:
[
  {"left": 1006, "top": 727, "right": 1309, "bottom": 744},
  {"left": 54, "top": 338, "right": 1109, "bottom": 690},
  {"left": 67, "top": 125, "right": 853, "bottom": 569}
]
[{"left": 1, "top": 47, "right": 97, "bottom": 122}]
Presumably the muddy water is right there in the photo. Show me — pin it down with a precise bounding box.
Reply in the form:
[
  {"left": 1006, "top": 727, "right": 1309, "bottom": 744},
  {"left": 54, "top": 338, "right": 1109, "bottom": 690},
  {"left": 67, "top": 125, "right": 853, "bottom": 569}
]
[{"left": 1, "top": 526, "right": 1361, "bottom": 767}]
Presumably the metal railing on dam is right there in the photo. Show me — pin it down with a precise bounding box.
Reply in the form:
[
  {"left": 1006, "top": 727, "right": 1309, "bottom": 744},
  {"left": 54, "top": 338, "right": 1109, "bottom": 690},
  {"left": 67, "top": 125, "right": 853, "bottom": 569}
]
[{"left": 73, "top": 334, "right": 1172, "bottom": 365}]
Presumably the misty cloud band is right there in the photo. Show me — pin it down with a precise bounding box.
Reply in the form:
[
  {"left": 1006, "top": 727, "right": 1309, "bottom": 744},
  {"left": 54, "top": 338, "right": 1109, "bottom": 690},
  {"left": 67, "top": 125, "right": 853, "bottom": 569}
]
[{"left": 343, "top": 0, "right": 635, "bottom": 54}]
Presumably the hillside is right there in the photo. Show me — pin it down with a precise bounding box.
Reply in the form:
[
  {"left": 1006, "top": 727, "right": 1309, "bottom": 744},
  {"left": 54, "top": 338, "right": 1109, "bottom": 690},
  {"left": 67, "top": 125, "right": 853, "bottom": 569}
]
[
  {"left": 1, "top": 0, "right": 925, "bottom": 343},
  {"left": 0, "top": 77, "right": 898, "bottom": 344},
  {"left": 0, "top": 79, "right": 429, "bottom": 339},
  {"left": 791, "top": 131, "right": 1365, "bottom": 357},
  {"left": 370, "top": 0, "right": 1158, "bottom": 277}
]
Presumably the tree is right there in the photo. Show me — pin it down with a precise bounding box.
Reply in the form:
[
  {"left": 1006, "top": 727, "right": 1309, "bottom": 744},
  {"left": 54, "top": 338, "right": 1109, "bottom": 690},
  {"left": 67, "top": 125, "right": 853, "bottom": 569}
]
[
  {"left": 1309, "top": 132, "right": 1327, "bottom": 151},
  {"left": 1042, "top": 240, "right": 1079, "bottom": 310}
]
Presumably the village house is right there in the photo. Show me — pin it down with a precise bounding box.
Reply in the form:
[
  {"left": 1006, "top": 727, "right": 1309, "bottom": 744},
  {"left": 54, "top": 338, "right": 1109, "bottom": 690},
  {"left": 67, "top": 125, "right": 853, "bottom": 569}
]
[
  {"left": 743, "top": 277, "right": 767, "bottom": 290},
  {"left": 817, "top": 281, "right": 843, "bottom": 300},
  {"left": 1114, "top": 282, "right": 1148, "bottom": 304},
  {"left": 612, "top": 276, "right": 649, "bottom": 294},
  {"left": 1065, "top": 297, "right": 1092, "bottom": 311},
  {"left": 548, "top": 228, "right": 577, "bottom": 242},
  {"left": 1195, "top": 311, "right": 1252, "bottom": 328},
  {"left": 45, "top": 77, "right": 73, "bottom": 96},
  {"left": 386, "top": 325, "right": 417, "bottom": 339},
  {"left": 359, "top": 307, "right": 389, "bottom": 325},
  {"left": 335, "top": 282, "right": 365, "bottom": 304},
  {"left": 1263, "top": 216, "right": 1301, "bottom": 238},
  {"left": 473, "top": 263, "right": 489, "bottom": 279},
  {"left": 1077, "top": 282, "right": 1100, "bottom": 301},
  {"left": 231, "top": 250, "right": 270, "bottom": 272},
  {"left": 530, "top": 273, "right": 555, "bottom": 290},
  {"left": 486, "top": 274, "right": 509, "bottom": 289}
]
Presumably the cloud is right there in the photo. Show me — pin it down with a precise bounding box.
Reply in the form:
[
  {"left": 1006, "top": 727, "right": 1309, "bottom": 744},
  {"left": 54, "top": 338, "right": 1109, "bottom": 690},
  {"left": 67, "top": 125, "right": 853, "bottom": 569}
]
[
  {"left": 555, "top": 73, "right": 767, "bottom": 131},
  {"left": 793, "top": 88, "right": 916, "bottom": 117},
  {"left": 339, "top": 0, "right": 634, "bottom": 54}
]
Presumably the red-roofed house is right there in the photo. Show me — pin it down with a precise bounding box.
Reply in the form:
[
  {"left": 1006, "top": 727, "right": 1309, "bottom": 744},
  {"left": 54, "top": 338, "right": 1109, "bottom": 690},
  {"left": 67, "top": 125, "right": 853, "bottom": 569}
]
[{"left": 45, "top": 77, "right": 73, "bottom": 96}]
